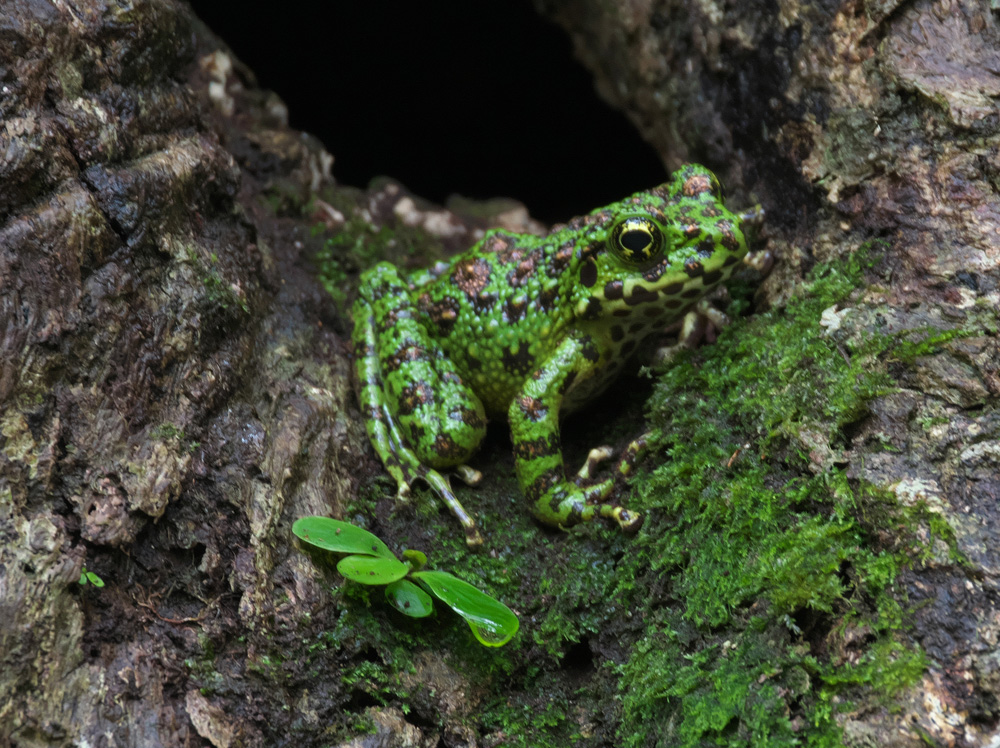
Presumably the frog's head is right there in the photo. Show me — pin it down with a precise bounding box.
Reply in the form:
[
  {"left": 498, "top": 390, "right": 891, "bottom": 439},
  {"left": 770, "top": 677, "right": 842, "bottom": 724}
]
[{"left": 573, "top": 164, "right": 750, "bottom": 325}]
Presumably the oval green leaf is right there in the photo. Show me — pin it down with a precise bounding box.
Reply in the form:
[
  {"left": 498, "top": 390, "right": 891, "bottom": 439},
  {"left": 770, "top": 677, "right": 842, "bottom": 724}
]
[
  {"left": 292, "top": 517, "right": 395, "bottom": 558},
  {"left": 385, "top": 579, "right": 434, "bottom": 618},
  {"left": 337, "top": 554, "right": 409, "bottom": 585},
  {"left": 411, "top": 570, "right": 519, "bottom": 647},
  {"left": 401, "top": 549, "right": 427, "bottom": 571}
]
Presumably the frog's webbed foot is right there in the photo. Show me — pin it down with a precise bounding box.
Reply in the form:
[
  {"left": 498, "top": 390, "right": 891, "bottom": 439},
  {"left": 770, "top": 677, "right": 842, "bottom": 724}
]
[
  {"left": 510, "top": 333, "right": 651, "bottom": 535},
  {"left": 373, "top": 455, "right": 484, "bottom": 548},
  {"left": 573, "top": 433, "right": 653, "bottom": 485},
  {"left": 551, "top": 433, "right": 653, "bottom": 533},
  {"left": 538, "top": 477, "right": 643, "bottom": 534}
]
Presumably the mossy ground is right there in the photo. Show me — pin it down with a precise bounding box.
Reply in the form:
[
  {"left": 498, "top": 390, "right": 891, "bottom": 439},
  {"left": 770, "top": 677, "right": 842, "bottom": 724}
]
[
  {"left": 306, "top": 209, "right": 962, "bottom": 746},
  {"left": 610, "top": 247, "right": 934, "bottom": 747}
]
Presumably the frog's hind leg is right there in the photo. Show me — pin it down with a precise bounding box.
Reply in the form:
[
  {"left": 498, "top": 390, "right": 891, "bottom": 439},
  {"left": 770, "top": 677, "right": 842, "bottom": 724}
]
[
  {"left": 354, "top": 304, "right": 417, "bottom": 498},
  {"left": 614, "top": 431, "right": 652, "bottom": 480},
  {"left": 371, "top": 398, "right": 484, "bottom": 547},
  {"left": 354, "top": 263, "right": 487, "bottom": 547}
]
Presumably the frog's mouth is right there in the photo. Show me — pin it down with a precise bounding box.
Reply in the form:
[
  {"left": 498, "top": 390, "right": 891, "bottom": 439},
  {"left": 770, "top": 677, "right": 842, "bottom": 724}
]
[{"left": 577, "top": 273, "right": 715, "bottom": 318}]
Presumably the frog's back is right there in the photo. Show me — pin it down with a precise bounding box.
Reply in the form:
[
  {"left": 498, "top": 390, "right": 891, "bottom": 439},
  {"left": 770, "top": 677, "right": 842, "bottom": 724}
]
[{"left": 414, "top": 230, "right": 582, "bottom": 415}]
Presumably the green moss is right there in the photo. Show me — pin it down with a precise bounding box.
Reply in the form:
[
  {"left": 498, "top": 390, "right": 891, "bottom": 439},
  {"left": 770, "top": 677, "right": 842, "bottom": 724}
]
[
  {"left": 313, "top": 212, "right": 446, "bottom": 313},
  {"left": 202, "top": 267, "right": 250, "bottom": 314},
  {"left": 611, "top": 245, "right": 949, "bottom": 746},
  {"left": 150, "top": 422, "right": 184, "bottom": 441}
]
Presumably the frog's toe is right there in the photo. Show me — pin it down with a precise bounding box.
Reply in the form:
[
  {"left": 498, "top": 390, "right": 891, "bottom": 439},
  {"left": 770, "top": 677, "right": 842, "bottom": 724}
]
[
  {"left": 743, "top": 248, "right": 774, "bottom": 274},
  {"left": 613, "top": 507, "right": 643, "bottom": 533},
  {"left": 616, "top": 432, "right": 652, "bottom": 478},
  {"left": 395, "top": 482, "right": 411, "bottom": 501},
  {"left": 419, "top": 467, "right": 483, "bottom": 548},
  {"left": 575, "top": 446, "right": 614, "bottom": 482},
  {"left": 453, "top": 464, "right": 483, "bottom": 487},
  {"left": 465, "top": 526, "right": 484, "bottom": 548}
]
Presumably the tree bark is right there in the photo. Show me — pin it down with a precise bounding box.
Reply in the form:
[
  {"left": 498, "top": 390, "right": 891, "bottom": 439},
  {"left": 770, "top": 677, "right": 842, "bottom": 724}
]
[
  {"left": 2, "top": 1, "right": 998, "bottom": 747},
  {"left": 2, "top": 2, "right": 364, "bottom": 745}
]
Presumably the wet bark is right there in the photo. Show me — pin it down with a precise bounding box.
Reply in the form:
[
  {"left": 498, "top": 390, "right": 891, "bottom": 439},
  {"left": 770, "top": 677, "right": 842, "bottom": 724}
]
[{"left": 2, "top": 1, "right": 999, "bottom": 747}]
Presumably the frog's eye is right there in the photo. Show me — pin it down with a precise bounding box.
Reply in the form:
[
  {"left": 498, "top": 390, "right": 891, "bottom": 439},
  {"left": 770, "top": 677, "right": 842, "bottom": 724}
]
[{"left": 608, "top": 216, "right": 664, "bottom": 265}]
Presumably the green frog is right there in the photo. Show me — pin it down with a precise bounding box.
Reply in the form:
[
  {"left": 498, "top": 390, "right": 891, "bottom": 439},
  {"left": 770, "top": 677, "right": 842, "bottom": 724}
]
[{"left": 353, "top": 165, "right": 758, "bottom": 546}]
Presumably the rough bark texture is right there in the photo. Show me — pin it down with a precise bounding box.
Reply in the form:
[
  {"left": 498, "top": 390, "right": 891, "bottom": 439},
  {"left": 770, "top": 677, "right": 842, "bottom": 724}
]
[
  {"left": 1, "top": 2, "right": 364, "bottom": 744},
  {"left": 1, "top": 0, "right": 999, "bottom": 747},
  {"left": 536, "top": 0, "right": 1000, "bottom": 744}
]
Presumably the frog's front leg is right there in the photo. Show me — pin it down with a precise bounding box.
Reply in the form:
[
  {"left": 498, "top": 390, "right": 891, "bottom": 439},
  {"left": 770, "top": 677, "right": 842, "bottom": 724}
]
[
  {"left": 353, "top": 262, "right": 488, "bottom": 547},
  {"left": 508, "top": 333, "right": 641, "bottom": 532}
]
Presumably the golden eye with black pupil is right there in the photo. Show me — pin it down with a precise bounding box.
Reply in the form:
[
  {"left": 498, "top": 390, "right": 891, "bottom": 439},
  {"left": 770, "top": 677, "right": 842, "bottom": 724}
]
[{"left": 609, "top": 216, "right": 663, "bottom": 265}]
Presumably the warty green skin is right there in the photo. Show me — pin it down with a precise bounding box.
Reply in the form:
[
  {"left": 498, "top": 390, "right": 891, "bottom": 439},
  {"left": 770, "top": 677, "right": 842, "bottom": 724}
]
[{"left": 352, "top": 164, "right": 751, "bottom": 546}]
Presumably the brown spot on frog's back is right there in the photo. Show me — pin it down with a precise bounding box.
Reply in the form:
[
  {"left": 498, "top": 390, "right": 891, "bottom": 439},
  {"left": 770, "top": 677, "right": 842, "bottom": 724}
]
[
  {"left": 482, "top": 232, "right": 518, "bottom": 262},
  {"left": 579, "top": 259, "right": 598, "bottom": 287},
  {"left": 452, "top": 256, "right": 493, "bottom": 299},
  {"left": 548, "top": 243, "right": 575, "bottom": 277},
  {"left": 507, "top": 249, "right": 541, "bottom": 288},
  {"left": 418, "top": 293, "right": 462, "bottom": 334}
]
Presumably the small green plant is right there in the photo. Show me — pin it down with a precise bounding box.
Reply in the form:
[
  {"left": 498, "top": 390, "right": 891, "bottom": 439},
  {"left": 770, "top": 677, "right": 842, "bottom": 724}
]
[
  {"left": 293, "top": 517, "right": 519, "bottom": 647},
  {"left": 78, "top": 567, "right": 104, "bottom": 587}
]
